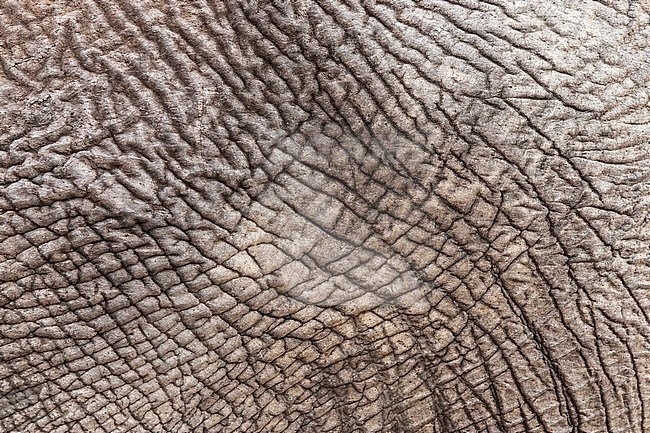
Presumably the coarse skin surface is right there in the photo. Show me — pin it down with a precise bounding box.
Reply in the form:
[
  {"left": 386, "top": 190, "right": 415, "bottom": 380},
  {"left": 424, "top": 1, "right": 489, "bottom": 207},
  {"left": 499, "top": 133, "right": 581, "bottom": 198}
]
[{"left": 1, "top": 1, "right": 650, "bottom": 432}]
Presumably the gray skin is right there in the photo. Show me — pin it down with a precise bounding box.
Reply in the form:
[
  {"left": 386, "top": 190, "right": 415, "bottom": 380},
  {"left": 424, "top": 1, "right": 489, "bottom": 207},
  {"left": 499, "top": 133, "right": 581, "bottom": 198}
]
[{"left": 1, "top": 1, "right": 649, "bottom": 432}]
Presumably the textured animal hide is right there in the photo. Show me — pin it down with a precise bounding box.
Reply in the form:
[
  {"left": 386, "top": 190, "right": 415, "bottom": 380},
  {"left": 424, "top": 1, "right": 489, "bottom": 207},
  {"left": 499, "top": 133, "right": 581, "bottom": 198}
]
[{"left": 1, "top": 1, "right": 650, "bottom": 432}]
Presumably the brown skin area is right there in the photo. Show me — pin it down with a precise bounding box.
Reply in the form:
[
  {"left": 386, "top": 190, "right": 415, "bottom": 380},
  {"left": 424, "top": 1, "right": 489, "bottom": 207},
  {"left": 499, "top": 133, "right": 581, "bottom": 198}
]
[{"left": 1, "top": 1, "right": 650, "bottom": 432}]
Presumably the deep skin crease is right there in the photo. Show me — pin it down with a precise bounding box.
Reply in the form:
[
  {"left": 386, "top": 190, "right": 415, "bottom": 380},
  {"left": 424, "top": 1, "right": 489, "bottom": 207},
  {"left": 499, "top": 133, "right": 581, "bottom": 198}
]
[{"left": 1, "top": 1, "right": 650, "bottom": 432}]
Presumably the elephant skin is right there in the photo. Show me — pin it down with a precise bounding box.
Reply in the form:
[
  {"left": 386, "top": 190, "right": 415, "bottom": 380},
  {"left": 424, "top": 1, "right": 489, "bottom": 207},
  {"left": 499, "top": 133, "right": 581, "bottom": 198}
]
[{"left": 1, "top": 1, "right": 650, "bottom": 432}]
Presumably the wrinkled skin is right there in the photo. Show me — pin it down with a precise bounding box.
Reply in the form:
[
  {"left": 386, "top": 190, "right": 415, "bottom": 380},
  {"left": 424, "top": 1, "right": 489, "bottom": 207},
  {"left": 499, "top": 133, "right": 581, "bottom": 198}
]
[{"left": 2, "top": 1, "right": 650, "bottom": 432}]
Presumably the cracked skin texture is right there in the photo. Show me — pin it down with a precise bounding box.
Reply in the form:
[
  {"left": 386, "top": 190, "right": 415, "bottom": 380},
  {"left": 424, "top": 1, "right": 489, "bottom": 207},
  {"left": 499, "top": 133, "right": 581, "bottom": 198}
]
[{"left": 1, "top": 1, "right": 650, "bottom": 432}]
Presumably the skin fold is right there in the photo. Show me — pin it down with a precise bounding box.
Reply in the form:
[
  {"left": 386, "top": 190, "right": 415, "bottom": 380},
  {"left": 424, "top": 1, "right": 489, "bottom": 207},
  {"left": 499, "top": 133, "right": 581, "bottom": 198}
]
[{"left": 1, "top": 1, "right": 650, "bottom": 432}]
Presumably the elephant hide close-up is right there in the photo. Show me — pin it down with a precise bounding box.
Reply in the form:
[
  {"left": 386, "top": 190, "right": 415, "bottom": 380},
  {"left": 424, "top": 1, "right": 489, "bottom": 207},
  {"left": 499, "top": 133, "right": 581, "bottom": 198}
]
[{"left": 1, "top": 1, "right": 650, "bottom": 432}]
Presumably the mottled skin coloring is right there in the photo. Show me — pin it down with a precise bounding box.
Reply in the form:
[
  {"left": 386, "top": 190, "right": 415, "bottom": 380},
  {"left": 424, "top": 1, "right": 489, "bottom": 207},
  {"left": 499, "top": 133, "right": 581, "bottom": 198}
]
[{"left": 1, "top": 1, "right": 650, "bottom": 432}]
